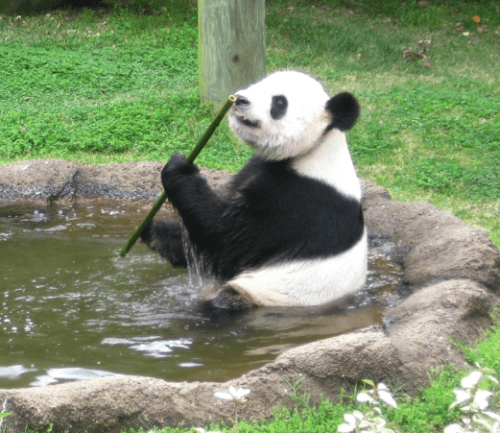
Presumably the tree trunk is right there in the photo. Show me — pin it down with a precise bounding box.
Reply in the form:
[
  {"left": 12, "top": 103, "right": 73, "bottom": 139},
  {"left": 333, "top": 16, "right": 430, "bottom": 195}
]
[{"left": 198, "top": 0, "right": 266, "bottom": 108}]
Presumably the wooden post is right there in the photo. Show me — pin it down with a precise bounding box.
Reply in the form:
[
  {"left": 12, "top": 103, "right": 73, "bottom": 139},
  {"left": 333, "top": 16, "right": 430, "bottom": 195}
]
[{"left": 198, "top": 0, "right": 266, "bottom": 108}]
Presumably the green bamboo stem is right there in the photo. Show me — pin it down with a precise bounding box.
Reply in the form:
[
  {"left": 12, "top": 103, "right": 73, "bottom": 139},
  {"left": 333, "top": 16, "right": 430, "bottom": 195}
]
[{"left": 119, "top": 94, "right": 237, "bottom": 257}]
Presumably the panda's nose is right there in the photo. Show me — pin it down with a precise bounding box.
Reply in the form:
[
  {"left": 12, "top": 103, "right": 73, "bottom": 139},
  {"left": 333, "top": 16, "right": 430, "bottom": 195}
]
[{"left": 234, "top": 94, "right": 250, "bottom": 106}]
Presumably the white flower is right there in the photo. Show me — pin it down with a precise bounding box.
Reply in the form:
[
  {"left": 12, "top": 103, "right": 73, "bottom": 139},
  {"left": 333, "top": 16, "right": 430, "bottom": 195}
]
[
  {"left": 450, "top": 389, "right": 471, "bottom": 409},
  {"left": 213, "top": 391, "right": 234, "bottom": 401},
  {"left": 377, "top": 383, "right": 389, "bottom": 391},
  {"left": 443, "top": 424, "right": 466, "bottom": 433},
  {"left": 193, "top": 429, "right": 223, "bottom": 433},
  {"left": 484, "top": 411, "right": 500, "bottom": 422},
  {"left": 473, "top": 390, "right": 492, "bottom": 411},
  {"left": 475, "top": 417, "right": 497, "bottom": 431},
  {"left": 352, "top": 410, "right": 365, "bottom": 420},
  {"left": 373, "top": 416, "right": 387, "bottom": 430},
  {"left": 377, "top": 382, "right": 398, "bottom": 407},
  {"left": 337, "top": 423, "right": 355, "bottom": 432},
  {"left": 473, "top": 363, "right": 499, "bottom": 385},
  {"left": 357, "top": 392, "right": 375, "bottom": 404},
  {"left": 487, "top": 375, "right": 499, "bottom": 385},
  {"left": 214, "top": 386, "right": 251, "bottom": 402},
  {"left": 344, "top": 413, "right": 357, "bottom": 425},
  {"left": 461, "top": 371, "right": 483, "bottom": 389},
  {"left": 338, "top": 413, "right": 358, "bottom": 432},
  {"left": 379, "top": 389, "right": 397, "bottom": 408}
]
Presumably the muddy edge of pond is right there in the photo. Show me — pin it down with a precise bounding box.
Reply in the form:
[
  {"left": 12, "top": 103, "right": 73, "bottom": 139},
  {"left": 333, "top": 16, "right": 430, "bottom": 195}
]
[{"left": 1, "top": 159, "right": 500, "bottom": 433}]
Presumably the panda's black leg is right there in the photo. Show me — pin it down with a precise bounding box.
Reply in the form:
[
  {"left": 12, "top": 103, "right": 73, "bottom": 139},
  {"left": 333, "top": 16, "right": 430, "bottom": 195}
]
[{"left": 140, "top": 219, "right": 187, "bottom": 268}]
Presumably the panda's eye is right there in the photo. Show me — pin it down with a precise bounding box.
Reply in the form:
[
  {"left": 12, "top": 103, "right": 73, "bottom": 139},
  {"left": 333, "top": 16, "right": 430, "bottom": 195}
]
[{"left": 271, "top": 95, "right": 288, "bottom": 120}]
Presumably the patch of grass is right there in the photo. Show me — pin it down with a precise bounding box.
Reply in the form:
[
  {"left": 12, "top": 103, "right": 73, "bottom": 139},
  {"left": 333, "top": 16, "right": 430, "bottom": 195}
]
[
  {"left": 0, "top": 8, "right": 251, "bottom": 172},
  {"left": 463, "top": 308, "right": 500, "bottom": 376},
  {"left": 271, "top": 0, "right": 500, "bottom": 30},
  {"left": 189, "top": 398, "right": 351, "bottom": 433},
  {"left": 1, "top": 3, "right": 499, "bottom": 254},
  {"left": 0, "top": 3, "right": 499, "bottom": 253},
  {"left": 351, "top": 80, "right": 500, "bottom": 202},
  {"left": 383, "top": 366, "right": 461, "bottom": 433}
]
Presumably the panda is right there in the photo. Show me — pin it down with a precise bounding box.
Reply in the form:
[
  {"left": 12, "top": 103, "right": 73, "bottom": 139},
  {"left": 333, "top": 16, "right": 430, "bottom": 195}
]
[{"left": 141, "top": 70, "right": 367, "bottom": 308}]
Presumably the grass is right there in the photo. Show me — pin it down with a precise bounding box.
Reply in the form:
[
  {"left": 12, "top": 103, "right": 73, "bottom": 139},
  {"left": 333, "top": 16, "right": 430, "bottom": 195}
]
[
  {"left": 0, "top": 0, "right": 499, "bottom": 247},
  {"left": 0, "top": 0, "right": 499, "bottom": 432}
]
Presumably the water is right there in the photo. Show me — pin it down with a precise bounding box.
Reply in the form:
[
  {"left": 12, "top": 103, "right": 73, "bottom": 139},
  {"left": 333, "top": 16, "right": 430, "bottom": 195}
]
[{"left": 0, "top": 200, "right": 403, "bottom": 389}]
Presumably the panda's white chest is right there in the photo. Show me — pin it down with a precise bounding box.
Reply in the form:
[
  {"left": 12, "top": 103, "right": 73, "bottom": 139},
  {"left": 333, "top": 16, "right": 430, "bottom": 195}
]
[{"left": 292, "top": 129, "right": 362, "bottom": 202}]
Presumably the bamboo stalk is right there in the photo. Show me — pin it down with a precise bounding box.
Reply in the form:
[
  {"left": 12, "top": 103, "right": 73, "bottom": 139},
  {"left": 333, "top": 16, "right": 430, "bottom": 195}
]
[{"left": 119, "top": 95, "right": 237, "bottom": 257}]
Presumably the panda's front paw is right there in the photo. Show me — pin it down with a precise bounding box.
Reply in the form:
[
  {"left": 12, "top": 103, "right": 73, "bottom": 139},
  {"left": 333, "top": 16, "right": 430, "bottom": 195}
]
[{"left": 161, "top": 152, "right": 199, "bottom": 190}]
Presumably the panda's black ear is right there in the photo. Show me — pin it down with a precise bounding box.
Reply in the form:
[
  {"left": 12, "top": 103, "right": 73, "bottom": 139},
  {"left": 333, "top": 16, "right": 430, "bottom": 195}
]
[{"left": 325, "top": 92, "right": 360, "bottom": 132}]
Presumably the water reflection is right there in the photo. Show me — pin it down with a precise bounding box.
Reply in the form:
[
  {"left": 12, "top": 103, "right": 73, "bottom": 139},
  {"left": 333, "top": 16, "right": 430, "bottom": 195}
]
[
  {"left": 31, "top": 367, "right": 119, "bottom": 387},
  {"left": 102, "top": 336, "right": 192, "bottom": 358}
]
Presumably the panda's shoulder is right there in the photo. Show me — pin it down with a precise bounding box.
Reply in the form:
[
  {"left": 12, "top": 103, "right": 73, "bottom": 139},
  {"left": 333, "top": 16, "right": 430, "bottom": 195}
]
[
  {"left": 229, "top": 156, "right": 336, "bottom": 199},
  {"left": 230, "top": 156, "right": 288, "bottom": 189}
]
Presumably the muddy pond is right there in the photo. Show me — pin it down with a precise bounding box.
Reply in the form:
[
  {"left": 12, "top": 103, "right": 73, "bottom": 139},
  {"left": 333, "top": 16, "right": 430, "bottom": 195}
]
[{"left": 0, "top": 200, "right": 403, "bottom": 389}]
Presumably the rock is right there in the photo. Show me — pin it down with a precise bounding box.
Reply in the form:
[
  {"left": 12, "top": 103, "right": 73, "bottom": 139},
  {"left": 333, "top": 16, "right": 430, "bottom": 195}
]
[
  {"left": 0, "top": 161, "right": 499, "bottom": 433},
  {"left": 384, "top": 279, "right": 496, "bottom": 387},
  {"left": 0, "top": 159, "right": 230, "bottom": 203},
  {"left": 361, "top": 180, "right": 500, "bottom": 291}
]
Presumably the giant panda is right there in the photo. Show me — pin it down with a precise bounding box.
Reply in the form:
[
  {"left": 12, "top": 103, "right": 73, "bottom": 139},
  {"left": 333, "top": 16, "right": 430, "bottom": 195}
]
[{"left": 141, "top": 70, "right": 367, "bottom": 308}]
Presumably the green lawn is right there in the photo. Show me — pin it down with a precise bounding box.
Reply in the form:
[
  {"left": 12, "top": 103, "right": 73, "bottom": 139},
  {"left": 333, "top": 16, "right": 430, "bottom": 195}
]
[
  {"left": 0, "top": 0, "right": 499, "bottom": 431},
  {"left": 1, "top": 0, "right": 499, "bottom": 247}
]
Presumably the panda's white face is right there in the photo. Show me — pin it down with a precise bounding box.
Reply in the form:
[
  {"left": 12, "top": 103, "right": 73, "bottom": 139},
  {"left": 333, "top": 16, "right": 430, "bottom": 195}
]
[{"left": 229, "top": 71, "right": 331, "bottom": 160}]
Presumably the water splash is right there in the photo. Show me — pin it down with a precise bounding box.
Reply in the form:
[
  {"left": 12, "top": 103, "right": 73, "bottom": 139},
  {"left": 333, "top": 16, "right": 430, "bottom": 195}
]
[{"left": 181, "top": 222, "right": 208, "bottom": 289}]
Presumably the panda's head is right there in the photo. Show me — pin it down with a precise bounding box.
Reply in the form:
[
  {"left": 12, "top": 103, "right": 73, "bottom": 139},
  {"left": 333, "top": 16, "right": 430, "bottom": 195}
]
[{"left": 229, "top": 70, "right": 360, "bottom": 160}]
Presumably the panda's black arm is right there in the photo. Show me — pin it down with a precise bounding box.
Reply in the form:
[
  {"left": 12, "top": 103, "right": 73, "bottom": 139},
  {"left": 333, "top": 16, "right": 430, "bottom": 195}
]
[
  {"left": 161, "top": 153, "right": 229, "bottom": 253},
  {"left": 140, "top": 219, "right": 187, "bottom": 267}
]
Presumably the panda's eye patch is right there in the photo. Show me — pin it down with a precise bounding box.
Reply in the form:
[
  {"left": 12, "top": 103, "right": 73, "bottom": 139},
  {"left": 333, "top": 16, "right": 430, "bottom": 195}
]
[{"left": 271, "top": 95, "right": 288, "bottom": 120}]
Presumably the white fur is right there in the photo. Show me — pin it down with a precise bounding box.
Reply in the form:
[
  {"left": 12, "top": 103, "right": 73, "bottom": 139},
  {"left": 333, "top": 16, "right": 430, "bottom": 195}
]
[
  {"left": 228, "top": 228, "right": 368, "bottom": 307},
  {"left": 293, "top": 128, "right": 362, "bottom": 201}
]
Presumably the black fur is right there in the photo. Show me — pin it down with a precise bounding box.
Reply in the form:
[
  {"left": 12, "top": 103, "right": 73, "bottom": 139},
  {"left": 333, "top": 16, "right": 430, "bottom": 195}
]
[
  {"left": 140, "top": 219, "right": 187, "bottom": 267},
  {"left": 141, "top": 152, "right": 364, "bottom": 281},
  {"left": 325, "top": 92, "right": 360, "bottom": 133},
  {"left": 270, "top": 95, "right": 288, "bottom": 120}
]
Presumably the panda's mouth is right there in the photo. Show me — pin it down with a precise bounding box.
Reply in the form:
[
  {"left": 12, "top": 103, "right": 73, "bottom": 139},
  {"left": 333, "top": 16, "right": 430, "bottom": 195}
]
[{"left": 232, "top": 110, "right": 260, "bottom": 128}]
